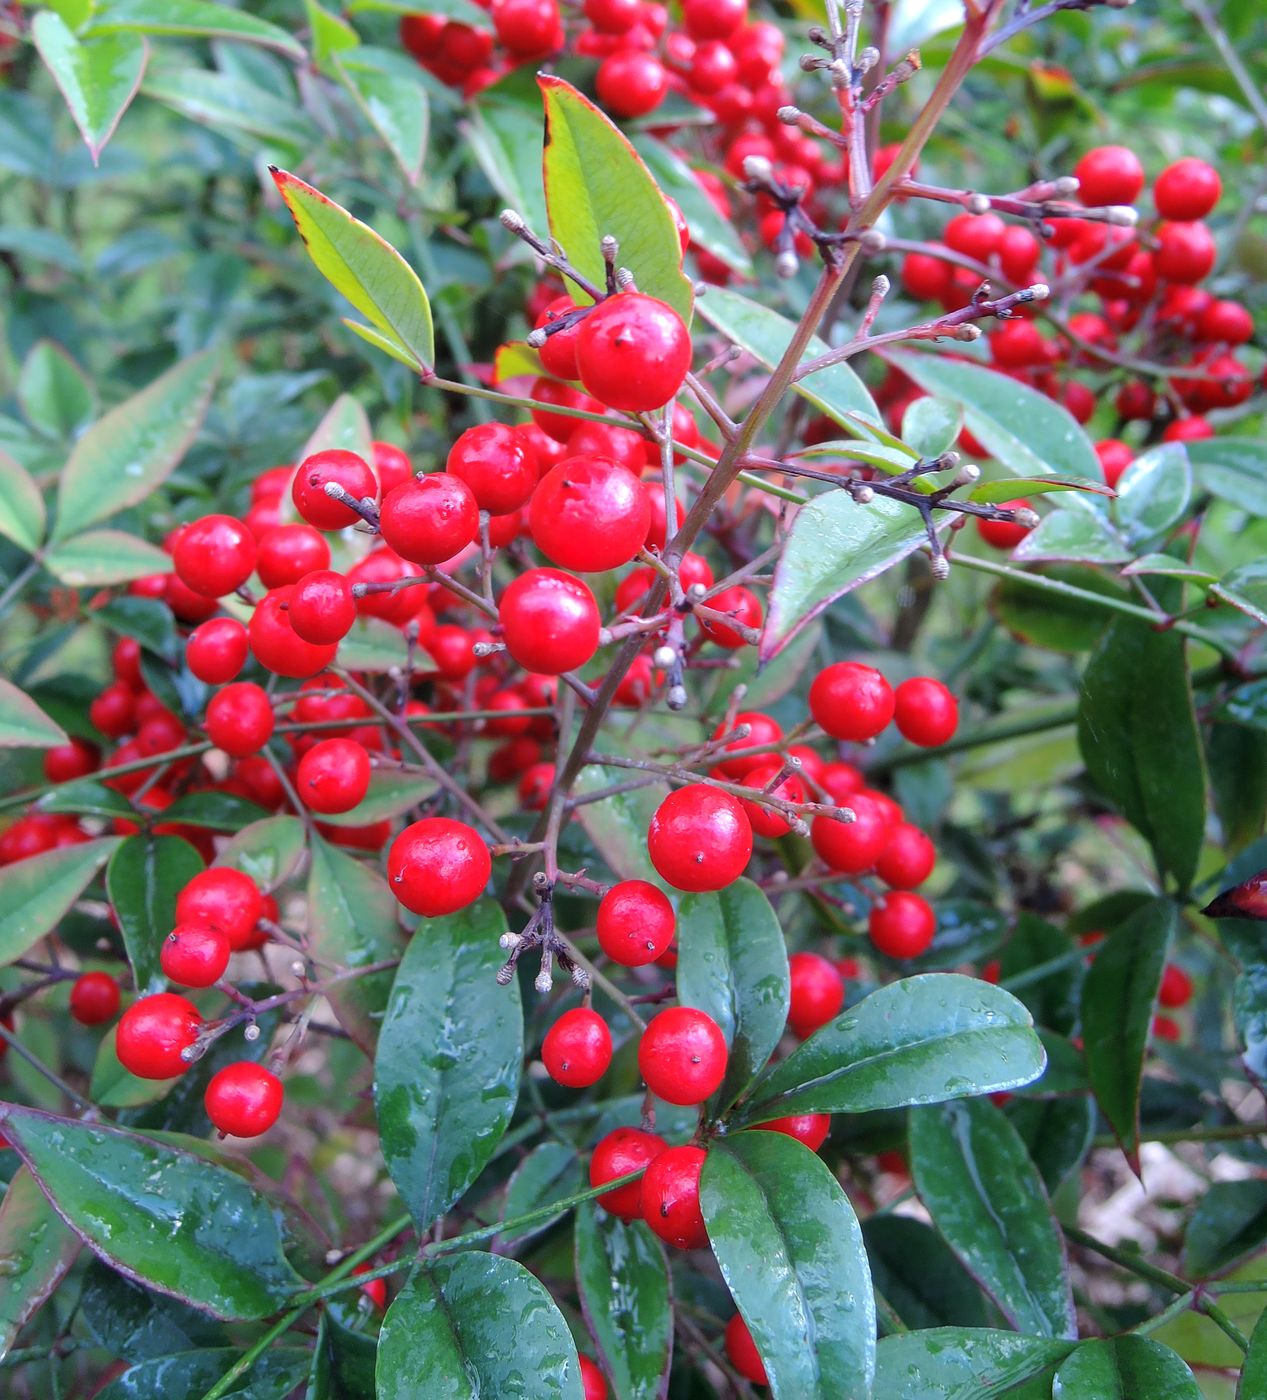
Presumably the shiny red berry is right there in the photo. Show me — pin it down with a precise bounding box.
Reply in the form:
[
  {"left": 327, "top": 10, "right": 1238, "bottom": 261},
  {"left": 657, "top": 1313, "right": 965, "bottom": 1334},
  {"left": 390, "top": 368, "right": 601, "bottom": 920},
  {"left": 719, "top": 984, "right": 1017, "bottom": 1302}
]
[
  {"left": 894, "top": 677, "right": 958, "bottom": 747},
  {"left": 530, "top": 457, "right": 650, "bottom": 572},
  {"left": 249, "top": 587, "right": 339, "bottom": 679},
  {"left": 387, "top": 817, "right": 491, "bottom": 917},
  {"left": 1159, "top": 964, "right": 1193, "bottom": 1009},
  {"left": 176, "top": 867, "right": 264, "bottom": 951},
  {"left": 809, "top": 662, "right": 894, "bottom": 742},
  {"left": 975, "top": 499, "right": 1033, "bottom": 550},
  {"left": 161, "top": 923, "right": 232, "bottom": 988},
  {"left": 876, "top": 822, "right": 936, "bottom": 889},
  {"left": 590, "top": 1126, "right": 667, "bottom": 1220},
  {"left": 869, "top": 891, "right": 936, "bottom": 958},
  {"left": 379, "top": 473, "right": 479, "bottom": 567},
  {"left": 541, "top": 1008, "right": 613, "bottom": 1088},
  {"left": 116, "top": 993, "right": 202, "bottom": 1079},
  {"left": 647, "top": 784, "right": 752, "bottom": 892},
  {"left": 637, "top": 1006, "right": 728, "bottom": 1105},
  {"left": 595, "top": 52, "right": 668, "bottom": 119},
  {"left": 1154, "top": 158, "right": 1221, "bottom": 221},
  {"left": 575, "top": 293, "right": 691, "bottom": 413},
  {"left": 498, "top": 568, "right": 601, "bottom": 675},
  {"left": 69, "top": 971, "right": 120, "bottom": 1026},
  {"left": 296, "top": 738, "right": 371, "bottom": 814},
  {"left": 90, "top": 681, "right": 136, "bottom": 739},
  {"left": 753, "top": 1113, "right": 831, "bottom": 1152},
  {"left": 492, "top": 0, "right": 563, "bottom": 56},
  {"left": 640, "top": 1145, "right": 708, "bottom": 1249},
  {"left": 447, "top": 423, "right": 539, "bottom": 515},
  {"left": 292, "top": 450, "right": 378, "bottom": 531},
  {"left": 1155, "top": 221, "right": 1216, "bottom": 284},
  {"left": 579, "top": 1355, "right": 608, "bottom": 1400},
  {"left": 206, "top": 681, "right": 274, "bottom": 758},
  {"left": 1074, "top": 145, "right": 1144, "bottom": 206},
  {"left": 725, "top": 1314, "right": 768, "bottom": 1386},
  {"left": 811, "top": 793, "right": 892, "bottom": 875},
  {"left": 698, "top": 585, "right": 762, "bottom": 648},
  {"left": 256, "top": 523, "right": 331, "bottom": 589},
  {"left": 372, "top": 441, "right": 414, "bottom": 495},
  {"left": 43, "top": 737, "right": 99, "bottom": 784},
  {"left": 205, "top": 1061, "right": 284, "bottom": 1137},
  {"left": 534, "top": 295, "right": 585, "bottom": 382},
  {"left": 596, "top": 880, "right": 676, "bottom": 966},
  {"left": 787, "top": 951, "right": 844, "bottom": 1038},
  {"left": 289, "top": 570, "right": 357, "bottom": 645},
  {"left": 1096, "top": 439, "right": 1134, "bottom": 489},
  {"left": 172, "top": 515, "right": 257, "bottom": 599},
  {"left": 711, "top": 712, "right": 782, "bottom": 778},
  {"left": 186, "top": 618, "right": 249, "bottom": 686}
]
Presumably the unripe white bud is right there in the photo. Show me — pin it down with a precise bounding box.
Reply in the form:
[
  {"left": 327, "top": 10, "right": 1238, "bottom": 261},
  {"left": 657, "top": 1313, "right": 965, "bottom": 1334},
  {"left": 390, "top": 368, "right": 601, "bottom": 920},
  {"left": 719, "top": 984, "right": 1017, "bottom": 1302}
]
[
  {"left": 930, "top": 554, "right": 951, "bottom": 580},
  {"left": 775, "top": 251, "right": 799, "bottom": 280},
  {"left": 500, "top": 209, "right": 525, "bottom": 232},
  {"left": 743, "top": 155, "right": 774, "bottom": 182},
  {"left": 653, "top": 644, "right": 676, "bottom": 669},
  {"left": 966, "top": 193, "right": 990, "bottom": 215},
  {"left": 244, "top": 1023, "right": 261, "bottom": 1042},
  {"left": 777, "top": 105, "right": 801, "bottom": 125}
]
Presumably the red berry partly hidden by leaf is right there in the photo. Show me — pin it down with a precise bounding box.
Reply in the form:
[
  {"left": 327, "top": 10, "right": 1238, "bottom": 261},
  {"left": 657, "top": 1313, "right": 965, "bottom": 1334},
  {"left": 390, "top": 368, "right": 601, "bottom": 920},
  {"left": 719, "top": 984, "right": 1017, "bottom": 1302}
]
[
  {"left": 809, "top": 662, "right": 894, "bottom": 742},
  {"left": 43, "top": 737, "right": 99, "bottom": 785},
  {"left": 579, "top": 1355, "right": 608, "bottom": 1400},
  {"left": 753, "top": 1113, "right": 831, "bottom": 1152},
  {"left": 647, "top": 784, "right": 752, "bottom": 892},
  {"left": 640, "top": 1144, "right": 709, "bottom": 1249},
  {"left": 596, "top": 880, "right": 676, "bottom": 966},
  {"left": 387, "top": 817, "right": 491, "bottom": 917},
  {"left": 161, "top": 923, "right": 232, "bottom": 988},
  {"left": 498, "top": 568, "right": 601, "bottom": 675},
  {"left": 787, "top": 951, "right": 844, "bottom": 1039},
  {"left": 725, "top": 1314, "right": 768, "bottom": 1386},
  {"left": 637, "top": 1005, "right": 728, "bottom": 1105},
  {"left": 1095, "top": 439, "right": 1134, "bottom": 490},
  {"left": 69, "top": 971, "right": 120, "bottom": 1026},
  {"left": 206, "top": 681, "right": 274, "bottom": 758},
  {"left": 297, "top": 738, "right": 372, "bottom": 814},
  {"left": 575, "top": 292, "right": 691, "bottom": 413},
  {"left": 173, "top": 515, "right": 257, "bottom": 599},
  {"left": 176, "top": 867, "right": 264, "bottom": 952},
  {"left": 1159, "top": 964, "right": 1193, "bottom": 1009},
  {"left": 975, "top": 499, "right": 1033, "bottom": 550},
  {"left": 204, "top": 1061, "right": 284, "bottom": 1137},
  {"left": 590, "top": 1126, "right": 668, "bottom": 1220},
  {"left": 116, "top": 993, "right": 202, "bottom": 1079},
  {"left": 893, "top": 677, "right": 958, "bottom": 747},
  {"left": 541, "top": 1007, "right": 613, "bottom": 1088},
  {"left": 869, "top": 891, "right": 936, "bottom": 959}
]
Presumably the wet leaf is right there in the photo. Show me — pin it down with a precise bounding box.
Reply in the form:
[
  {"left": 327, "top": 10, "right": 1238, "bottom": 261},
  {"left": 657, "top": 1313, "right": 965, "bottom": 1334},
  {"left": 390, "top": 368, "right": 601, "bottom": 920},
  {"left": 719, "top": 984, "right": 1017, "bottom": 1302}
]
[
  {"left": 874, "top": 1329, "right": 1077, "bottom": 1399},
  {"left": 214, "top": 814, "right": 306, "bottom": 891},
  {"left": 1113, "top": 443, "right": 1193, "bottom": 546},
  {"left": 0, "top": 676, "right": 68, "bottom": 748},
  {"left": 862, "top": 1216, "right": 987, "bottom": 1333},
  {"left": 45, "top": 530, "right": 173, "bottom": 586},
  {"left": 1051, "top": 1336, "right": 1200, "bottom": 1399},
  {"left": 316, "top": 769, "right": 435, "bottom": 826},
  {"left": 107, "top": 834, "right": 204, "bottom": 996},
  {"left": 0, "top": 1165, "right": 79, "bottom": 1360},
  {"left": 31, "top": 12, "right": 147, "bottom": 164},
  {"left": 0, "top": 837, "right": 119, "bottom": 968},
  {"left": 1184, "top": 1179, "right": 1267, "bottom": 1278},
  {"left": 501, "top": 1142, "right": 583, "bottom": 1246},
  {"left": 96, "top": 1346, "right": 311, "bottom": 1399}
]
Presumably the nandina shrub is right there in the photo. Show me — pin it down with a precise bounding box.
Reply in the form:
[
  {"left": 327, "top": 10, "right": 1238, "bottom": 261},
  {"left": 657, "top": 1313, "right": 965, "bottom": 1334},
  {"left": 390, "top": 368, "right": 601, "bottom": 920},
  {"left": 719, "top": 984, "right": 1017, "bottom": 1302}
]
[{"left": 0, "top": 0, "right": 1264, "bottom": 1396}]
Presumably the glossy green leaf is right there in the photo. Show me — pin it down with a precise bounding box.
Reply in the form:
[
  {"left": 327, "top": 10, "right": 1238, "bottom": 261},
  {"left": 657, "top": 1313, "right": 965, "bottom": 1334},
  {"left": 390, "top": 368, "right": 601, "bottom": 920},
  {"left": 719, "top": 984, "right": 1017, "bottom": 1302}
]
[
  {"left": 79, "top": 1258, "right": 226, "bottom": 1363},
  {"left": 143, "top": 68, "right": 315, "bottom": 150},
  {"left": 991, "top": 566, "right": 1123, "bottom": 653},
  {"left": 85, "top": 0, "right": 305, "bottom": 58},
  {"left": 970, "top": 475, "right": 1116, "bottom": 505},
  {"left": 1188, "top": 437, "right": 1267, "bottom": 515},
  {"left": 1051, "top": 1336, "right": 1200, "bottom": 1399},
  {"left": 90, "top": 1027, "right": 180, "bottom": 1109},
  {"left": 1120, "top": 552, "right": 1216, "bottom": 583},
  {"left": 792, "top": 439, "right": 919, "bottom": 474},
  {"left": 1081, "top": 897, "right": 1176, "bottom": 1170},
  {"left": 306, "top": 0, "right": 359, "bottom": 65},
  {"left": 307, "top": 836, "right": 400, "bottom": 1053},
  {"left": 38, "top": 780, "right": 137, "bottom": 822},
  {"left": 1078, "top": 619, "right": 1204, "bottom": 891},
  {"left": 375, "top": 898, "right": 521, "bottom": 1230},
  {"left": 316, "top": 769, "right": 435, "bottom": 826},
  {"left": 903, "top": 395, "right": 962, "bottom": 458},
  {"left": 874, "top": 1329, "right": 1077, "bottom": 1399},
  {"left": 1184, "top": 1179, "right": 1267, "bottom": 1278},
  {"left": 762, "top": 490, "right": 934, "bottom": 661},
  {"left": 629, "top": 135, "right": 752, "bottom": 277},
  {"left": 700, "top": 1130, "right": 875, "bottom": 1400},
  {"left": 889, "top": 350, "right": 1101, "bottom": 487},
  {"left": 0, "top": 676, "right": 68, "bottom": 749},
  {"left": 1113, "top": 444, "right": 1192, "bottom": 546},
  {"left": 31, "top": 12, "right": 147, "bottom": 165},
  {"left": 159, "top": 792, "right": 267, "bottom": 831},
  {"left": 0, "top": 1106, "right": 304, "bottom": 1320},
  {"left": 862, "top": 1216, "right": 987, "bottom": 1334},
  {"left": 95, "top": 595, "right": 179, "bottom": 663},
  {"left": 376, "top": 1252, "right": 583, "bottom": 1399},
  {"left": 999, "top": 912, "right": 1080, "bottom": 1036},
  {"left": 1241, "top": 1307, "right": 1267, "bottom": 1400},
  {"left": 334, "top": 616, "right": 413, "bottom": 672},
  {"left": 45, "top": 530, "right": 172, "bottom": 586},
  {"left": 676, "top": 878, "right": 789, "bottom": 1113},
  {"left": 107, "top": 834, "right": 205, "bottom": 996},
  {"left": 501, "top": 1142, "right": 583, "bottom": 1246},
  {"left": 97, "top": 1346, "right": 311, "bottom": 1400},
  {"left": 1207, "top": 721, "right": 1267, "bottom": 853},
  {"left": 468, "top": 68, "right": 548, "bottom": 234},
  {"left": 910, "top": 1098, "right": 1075, "bottom": 1338},
  {"left": 1011, "top": 508, "right": 1129, "bottom": 565},
  {"left": 272, "top": 169, "right": 434, "bottom": 373},
  {"left": 0, "top": 837, "right": 118, "bottom": 968},
  {"left": 574, "top": 1202, "right": 672, "bottom": 1400},
  {"left": 698, "top": 287, "right": 880, "bottom": 432},
  {"left": 1006, "top": 1097, "right": 1096, "bottom": 1197},
  {"left": 214, "top": 814, "right": 306, "bottom": 890},
  {"left": 738, "top": 974, "right": 1045, "bottom": 1125},
  {"left": 1212, "top": 560, "right": 1267, "bottom": 629},
  {"left": 539, "top": 75, "right": 693, "bottom": 325},
  {"left": 0, "top": 450, "right": 46, "bottom": 553},
  {"left": 336, "top": 49, "right": 428, "bottom": 186},
  {"left": 17, "top": 341, "right": 95, "bottom": 440},
  {"left": 0, "top": 1165, "right": 79, "bottom": 1361},
  {"left": 573, "top": 736, "right": 666, "bottom": 884}
]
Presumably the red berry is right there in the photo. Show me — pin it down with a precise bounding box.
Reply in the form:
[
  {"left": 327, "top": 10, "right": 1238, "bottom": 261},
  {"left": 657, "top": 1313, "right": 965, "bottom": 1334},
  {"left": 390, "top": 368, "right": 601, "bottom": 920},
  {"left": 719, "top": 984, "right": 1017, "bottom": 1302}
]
[
  {"left": 205, "top": 1061, "right": 284, "bottom": 1137},
  {"left": 809, "top": 662, "right": 894, "bottom": 742},
  {"left": 116, "top": 993, "right": 202, "bottom": 1079},
  {"left": 1154, "top": 221, "right": 1216, "bottom": 284},
  {"left": 542, "top": 1008, "right": 613, "bottom": 1088},
  {"left": 616, "top": 553, "right": 713, "bottom": 615},
  {"left": 187, "top": 618, "right": 249, "bottom": 685},
  {"left": 498, "top": 568, "right": 601, "bottom": 675},
  {"left": 296, "top": 738, "right": 371, "bottom": 814},
  {"left": 893, "top": 677, "right": 958, "bottom": 747},
  {"left": 811, "top": 794, "right": 892, "bottom": 875},
  {"left": 725, "top": 1314, "right": 768, "bottom": 1386},
  {"left": 579, "top": 1355, "right": 608, "bottom": 1400},
  {"left": 352, "top": 1261, "right": 388, "bottom": 1311},
  {"left": 43, "top": 737, "right": 99, "bottom": 784},
  {"left": 1154, "top": 157, "right": 1221, "bottom": 221},
  {"left": 286, "top": 569, "right": 356, "bottom": 646},
  {"left": 1162, "top": 416, "right": 1214, "bottom": 444},
  {"left": 698, "top": 585, "right": 762, "bottom": 648},
  {"left": 1115, "top": 380, "right": 1156, "bottom": 423},
  {"left": 372, "top": 441, "right": 414, "bottom": 496},
  {"left": 869, "top": 891, "right": 936, "bottom": 959},
  {"left": 172, "top": 515, "right": 257, "bottom": 599},
  {"left": 595, "top": 52, "right": 668, "bottom": 119},
  {"left": 584, "top": 0, "right": 639, "bottom": 32},
  {"left": 1074, "top": 145, "right": 1144, "bottom": 207},
  {"left": 753, "top": 1113, "right": 831, "bottom": 1152},
  {"left": 517, "top": 761, "right": 555, "bottom": 810},
  {"left": 387, "top": 817, "right": 491, "bottom": 917},
  {"left": 528, "top": 378, "right": 605, "bottom": 443},
  {"left": 534, "top": 295, "right": 585, "bottom": 382},
  {"left": 90, "top": 681, "right": 136, "bottom": 739},
  {"left": 1096, "top": 439, "right": 1134, "bottom": 489},
  {"left": 447, "top": 424, "right": 539, "bottom": 515},
  {"left": 640, "top": 1145, "right": 708, "bottom": 1249},
  {"left": 647, "top": 784, "right": 752, "bottom": 892},
  {"left": 164, "top": 573, "right": 219, "bottom": 625},
  {"left": 530, "top": 457, "right": 650, "bottom": 572},
  {"left": 990, "top": 320, "right": 1048, "bottom": 369},
  {"left": 712, "top": 712, "right": 782, "bottom": 779},
  {"left": 176, "top": 868, "right": 264, "bottom": 951},
  {"left": 787, "top": 951, "right": 844, "bottom": 1039},
  {"left": 380, "top": 473, "right": 479, "bottom": 567},
  {"left": 567, "top": 420, "right": 649, "bottom": 476},
  {"left": 492, "top": 0, "right": 563, "bottom": 56},
  {"left": 1159, "top": 964, "right": 1193, "bottom": 1009},
  {"left": 249, "top": 587, "right": 339, "bottom": 679},
  {"left": 590, "top": 1126, "right": 667, "bottom": 1220},
  {"left": 596, "top": 880, "right": 676, "bottom": 966},
  {"left": 575, "top": 293, "right": 691, "bottom": 413},
  {"left": 689, "top": 39, "right": 738, "bottom": 94},
  {"left": 161, "top": 923, "right": 232, "bottom": 988},
  {"left": 999, "top": 225, "right": 1041, "bottom": 283},
  {"left": 292, "top": 451, "right": 377, "bottom": 531},
  {"left": 738, "top": 762, "right": 806, "bottom": 839},
  {"left": 1198, "top": 298, "right": 1253, "bottom": 346},
  {"left": 256, "top": 523, "right": 331, "bottom": 589},
  {"left": 975, "top": 499, "right": 1033, "bottom": 550},
  {"left": 683, "top": 0, "right": 745, "bottom": 39},
  {"left": 69, "top": 971, "right": 120, "bottom": 1026},
  {"left": 638, "top": 1006, "right": 728, "bottom": 1105},
  {"left": 944, "top": 212, "right": 1006, "bottom": 262},
  {"left": 1153, "top": 1014, "right": 1181, "bottom": 1043},
  {"left": 876, "top": 822, "right": 936, "bottom": 889},
  {"left": 206, "top": 681, "right": 274, "bottom": 758},
  {"left": 901, "top": 252, "right": 951, "bottom": 302}
]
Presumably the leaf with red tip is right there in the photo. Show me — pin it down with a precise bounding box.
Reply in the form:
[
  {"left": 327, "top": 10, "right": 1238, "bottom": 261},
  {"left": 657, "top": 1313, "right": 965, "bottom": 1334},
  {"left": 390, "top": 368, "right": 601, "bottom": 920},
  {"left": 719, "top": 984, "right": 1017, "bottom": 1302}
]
[
  {"left": 31, "top": 12, "right": 147, "bottom": 165},
  {"left": 1203, "top": 872, "right": 1267, "bottom": 921}
]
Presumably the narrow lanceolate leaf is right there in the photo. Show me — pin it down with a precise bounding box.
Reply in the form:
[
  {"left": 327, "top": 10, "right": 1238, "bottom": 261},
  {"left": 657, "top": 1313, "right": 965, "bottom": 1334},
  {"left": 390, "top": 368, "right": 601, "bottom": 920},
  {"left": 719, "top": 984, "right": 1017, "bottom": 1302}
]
[
  {"left": 271, "top": 169, "right": 434, "bottom": 372},
  {"left": 45, "top": 530, "right": 171, "bottom": 586},
  {"left": 0, "top": 1106, "right": 303, "bottom": 1321},
  {"left": 700, "top": 1131, "right": 875, "bottom": 1400},
  {"left": 762, "top": 491, "right": 938, "bottom": 660},
  {"left": 84, "top": 0, "right": 305, "bottom": 59},
  {"left": 0, "top": 677, "right": 68, "bottom": 748},
  {"left": 335, "top": 50, "right": 429, "bottom": 186},
  {"left": 874, "top": 1329, "right": 1077, "bottom": 1399},
  {"left": 375, "top": 899, "right": 522, "bottom": 1231},
  {"left": 676, "top": 878, "right": 789, "bottom": 1113},
  {"left": 1183, "top": 1179, "right": 1267, "bottom": 1278},
  {"left": 910, "top": 1098, "right": 1075, "bottom": 1339},
  {"left": 970, "top": 475, "right": 1116, "bottom": 505},
  {"left": 18, "top": 340, "right": 96, "bottom": 441},
  {"left": 0, "top": 451, "right": 46, "bottom": 553},
  {"left": 96, "top": 1347, "right": 312, "bottom": 1400},
  {"left": 738, "top": 975, "right": 1045, "bottom": 1125},
  {"left": 1078, "top": 617, "right": 1205, "bottom": 892},
  {"left": 0, "top": 1166, "right": 79, "bottom": 1361},
  {"left": 307, "top": 836, "right": 400, "bottom": 1053},
  {"left": 539, "top": 75, "right": 693, "bottom": 324},
  {"left": 575, "top": 1203, "right": 672, "bottom": 1400},
  {"left": 376, "top": 1253, "right": 583, "bottom": 1400},
  {"left": 214, "top": 814, "right": 306, "bottom": 890},
  {"left": 0, "top": 838, "right": 119, "bottom": 968},
  {"left": 1051, "top": 1337, "right": 1200, "bottom": 1399},
  {"left": 107, "top": 834, "right": 204, "bottom": 997},
  {"left": 1241, "top": 1309, "right": 1267, "bottom": 1400},
  {"left": 501, "top": 1143, "right": 583, "bottom": 1246},
  {"left": 31, "top": 13, "right": 147, "bottom": 164},
  {"left": 52, "top": 350, "right": 219, "bottom": 541},
  {"left": 1081, "top": 896, "right": 1176, "bottom": 1172}
]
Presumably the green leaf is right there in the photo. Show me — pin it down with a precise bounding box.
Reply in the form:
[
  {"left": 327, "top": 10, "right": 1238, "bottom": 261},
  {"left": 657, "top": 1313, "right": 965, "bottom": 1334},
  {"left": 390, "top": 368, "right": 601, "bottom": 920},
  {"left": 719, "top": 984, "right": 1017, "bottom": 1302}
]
[
  {"left": 95, "top": 596, "right": 179, "bottom": 663},
  {"left": 79, "top": 1256, "right": 226, "bottom": 1362},
  {"left": 1207, "top": 721, "right": 1267, "bottom": 853},
  {"left": 0, "top": 1106, "right": 304, "bottom": 1320},
  {"left": 160, "top": 791, "right": 267, "bottom": 830},
  {"left": 573, "top": 734, "right": 667, "bottom": 884},
  {"left": 1006, "top": 1097, "right": 1096, "bottom": 1197},
  {"left": 903, "top": 395, "right": 962, "bottom": 458},
  {"left": 698, "top": 287, "right": 880, "bottom": 432},
  {"left": 305, "top": 0, "right": 359, "bottom": 65},
  {"left": 53, "top": 350, "right": 219, "bottom": 541},
  {"left": 348, "top": 0, "right": 490, "bottom": 25},
  {"left": 1077, "top": 620, "right": 1204, "bottom": 891},
  {"left": 762, "top": 490, "right": 935, "bottom": 660},
  {"left": 375, "top": 899, "right": 521, "bottom": 1230},
  {"left": 300, "top": 391, "right": 374, "bottom": 466},
  {"left": 0, "top": 837, "right": 118, "bottom": 968},
  {"left": 1187, "top": 437, "right": 1267, "bottom": 516},
  {"left": 143, "top": 68, "right": 315, "bottom": 150},
  {"left": 90, "top": 1027, "right": 180, "bottom": 1109},
  {"left": 468, "top": 68, "right": 548, "bottom": 235},
  {"left": 1183, "top": 1180, "right": 1267, "bottom": 1278},
  {"left": 272, "top": 168, "right": 434, "bottom": 373},
  {"left": 999, "top": 912, "right": 1080, "bottom": 1037},
  {"left": 1113, "top": 443, "right": 1192, "bottom": 547},
  {"left": 45, "top": 530, "right": 172, "bottom": 586},
  {"left": 307, "top": 836, "right": 399, "bottom": 1053},
  {"left": 676, "top": 878, "right": 789, "bottom": 1114},
  {"left": 737, "top": 974, "right": 1045, "bottom": 1125},
  {"left": 501, "top": 1142, "right": 582, "bottom": 1246},
  {"left": 889, "top": 350, "right": 1101, "bottom": 488},
  {"left": 910, "top": 1098, "right": 1075, "bottom": 1339},
  {"left": 969, "top": 475, "right": 1116, "bottom": 505},
  {"left": 862, "top": 1216, "right": 987, "bottom": 1333},
  {"left": 0, "top": 450, "right": 46, "bottom": 553},
  {"left": 214, "top": 815, "right": 306, "bottom": 891},
  {"left": 38, "top": 780, "right": 137, "bottom": 823},
  {"left": 1120, "top": 552, "right": 1216, "bottom": 583},
  {"left": 991, "top": 566, "right": 1123, "bottom": 654},
  {"left": 700, "top": 1131, "right": 875, "bottom": 1400},
  {"left": 334, "top": 616, "right": 412, "bottom": 672},
  {"left": 874, "top": 1329, "right": 1077, "bottom": 1399},
  {"left": 85, "top": 0, "right": 305, "bottom": 59},
  {"left": 1051, "top": 1337, "right": 1200, "bottom": 1399},
  {"left": 1241, "top": 1308, "right": 1267, "bottom": 1400},
  {"left": 1011, "top": 508, "right": 1129, "bottom": 565},
  {"left": 97, "top": 1347, "right": 312, "bottom": 1400},
  {"left": 1212, "top": 560, "right": 1267, "bottom": 629},
  {"left": 31, "top": 12, "right": 147, "bottom": 165},
  {"left": 316, "top": 769, "right": 435, "bottom": 826},
  {"left": 0, "top": 677, "right": 68, "bottom": 749},
  {"left": 376, "top": 1253, "right": 583, "bottom": 1399},
  {"left": 539, "top": 74, "right": 693, "bottom": 325},
  {"left": 792, "top": 440, "right": 920, "bottom": 474},
  {"left": 17, "top": 341, "right": 95, "bottom": 441},
  {"left": 574, "top": 1202, "right": 672, "bottom": 1400},
  {"left": 629, "top": 135, "right": 753, "bottom": 278},
  {"left": 0, "top": 1165, "right": 79, "bottom": 1361},
  {"left": 336, "top": 50, "right": 428, "bottom": 187},
  {"left": 1081, "top": 897, "right": 1176, "bottom": 1171},
  {"left": 107, "top": 834, "right": 205, "bottom": 996}
]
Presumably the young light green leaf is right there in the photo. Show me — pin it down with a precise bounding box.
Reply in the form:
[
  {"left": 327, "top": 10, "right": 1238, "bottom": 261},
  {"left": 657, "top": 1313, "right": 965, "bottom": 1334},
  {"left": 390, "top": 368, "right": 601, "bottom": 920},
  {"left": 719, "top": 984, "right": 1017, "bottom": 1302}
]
[
  {"left": 305, "top": 0, "right": 359, "bottom": 65},
  {"left": 45, "top": 531, "right": 172, "bottom": 586},
  {"left": 874, "top": 1329, "right": 1077, "bottom": 1399},
  {"left": 969, "top": 475, "right": 1116, "bottom": 505},
  {"left": 903, "top": 395, "right": 962, "bottom": 458},
  {"left": 52, "top": 349, "right": 219, "bottom": 541},
  {"left": 0, "top": 677, "right": 68, "bottom": 749},
  {"left": 31, "top": 12, "right": 147, "bottom": 164},
  {"left": 107, "top": 834, "right": 205, "bottom": 996},
  {"left": 0, "top": 1166, "right": 79, "bottom": 1361},
  {"left": 0, "top": 838, "right": 119, "bottom": 967},
  {"left": 84, "top": 0, "right": 305, "bottom": 59},
  {"left": 629, "top": 134, "right": 752, "bottom": 277},
  {"left": 0, "top": 451, "right": 46, "bottom": 553},
  {"left": 468, "top": 68, "right": 548, "bottom": 234},
  {"left": 336, "top": 50, "right": 428, "bottom": 187},
  {"left": 214, "top": 814, "right": 306, "bottom": 890},
  {"left": 271, "top": 168, "right": 434, "bottom": 373},
  {"left": 1051, "top": 1336, "right": 1200, "bottom": 1399},
  {"left": 17, "top": 341, "right": 95, "bottom": 441},
  {"left": 1012, "top": 508, "right": 1129, "bottom": 565}
]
